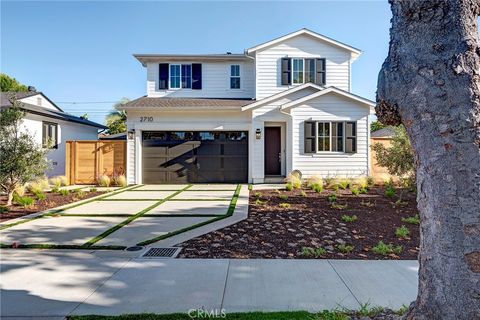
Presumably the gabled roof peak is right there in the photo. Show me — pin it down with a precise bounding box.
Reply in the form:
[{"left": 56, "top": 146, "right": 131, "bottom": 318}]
[{"left": 246, "top": 28, "right": 362, "bottom": 58}]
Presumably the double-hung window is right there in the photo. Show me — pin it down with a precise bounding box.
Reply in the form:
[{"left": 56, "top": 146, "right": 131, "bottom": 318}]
[
  {"left": 230, "top": 65, "right": 240, "bottom": 89},
  {"left": 42, "top": 122, "right": 58, "bottom": 149},
  {"left": 292, "top": 58, "right": 304, "bottom": 84},
  {"left": 304, "top": 121, "right": 357, "bottom": 153},
  {"left": 169, "top": 64, "right": 192, "bottom": 89}
]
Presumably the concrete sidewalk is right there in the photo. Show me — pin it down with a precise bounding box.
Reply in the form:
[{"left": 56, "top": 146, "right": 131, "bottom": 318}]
[{"left": 0, "top": 250, "right": 418, "bottom": 318}]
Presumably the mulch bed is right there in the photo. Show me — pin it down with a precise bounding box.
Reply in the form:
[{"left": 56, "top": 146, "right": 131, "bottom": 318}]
[
  {"left": 0, "top": 190, "right": 105, "bottom": 222},
  {"left": 178, "top": 185, "right": 420, "bottom": 260}
]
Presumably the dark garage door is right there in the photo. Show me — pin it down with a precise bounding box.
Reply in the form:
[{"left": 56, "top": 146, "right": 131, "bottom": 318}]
[{"left": 142, "top": 131, "right": 248, "bottom": 184}]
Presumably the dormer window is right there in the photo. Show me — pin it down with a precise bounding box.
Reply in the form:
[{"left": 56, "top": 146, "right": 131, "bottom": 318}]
[{"left": 281, "top": 58, "right": 326, "bottom": 86}]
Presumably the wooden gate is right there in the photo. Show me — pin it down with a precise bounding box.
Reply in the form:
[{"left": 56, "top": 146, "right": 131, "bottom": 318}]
[{"left": 66, "top": 141, "right": 126, "bottom": 185}]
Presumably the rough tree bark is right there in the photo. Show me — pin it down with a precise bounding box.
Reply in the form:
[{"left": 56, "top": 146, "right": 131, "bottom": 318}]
[{"left": 377, "top": 1, "right": 480, "bottom": 319}]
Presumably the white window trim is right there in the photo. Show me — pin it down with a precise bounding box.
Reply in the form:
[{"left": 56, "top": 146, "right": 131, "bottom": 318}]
[
  {"left": 229, "top": 64, "right": 241, "bottom": 90},
  {"left": 291, "top": 58, "right": 304, "bottom": 85},
  {"left": 287, "top": 57, "right": 324, "bottom": 86},
  {"left": 169, "top": 64, "right": 192, "bottom": 90},
  {"left": 313, "top": 121, "right": 347, "bottom": 154}
]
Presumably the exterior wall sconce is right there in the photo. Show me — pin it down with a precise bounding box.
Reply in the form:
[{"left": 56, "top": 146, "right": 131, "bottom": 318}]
[
  {"left": 128, "top": 130, "right": 135, "bottom": 140},
  {"left": 255, "top": 128, "right": 262, "bottom": 140}
]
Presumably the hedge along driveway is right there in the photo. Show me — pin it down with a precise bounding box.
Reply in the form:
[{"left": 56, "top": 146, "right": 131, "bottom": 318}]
[{"left": 0, "top": 184, "right": 243, "bottom": 249}]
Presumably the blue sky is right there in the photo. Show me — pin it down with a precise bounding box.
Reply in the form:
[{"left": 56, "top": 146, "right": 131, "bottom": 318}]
[{"left": 1, "top": 1, "right": 391, "bottom": 124}]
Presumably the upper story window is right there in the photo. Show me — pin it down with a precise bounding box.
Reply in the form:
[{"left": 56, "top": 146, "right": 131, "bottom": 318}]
[
  {"left": 159, "top": 63, "right": 202, "bottom": 90},
  {"left": 230, "top": 65, "right": 241, "bottom": 89},
  {"left": 281, "top": 58, "right": 326, "bottom": 86},
  {"left": 42, "top": 121, "right": 58, "bottom": 149}
]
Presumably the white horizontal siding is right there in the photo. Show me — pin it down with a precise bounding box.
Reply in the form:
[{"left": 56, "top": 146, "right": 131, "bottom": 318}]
[
  {"left": 146, "top": 61, "right": 255, "bottom": 99},
  {"left": 255, "top": 34, "right": 352, "bottom": 100},
  {"left": 19, "top": 94, "right": 59, "bottom": 111},
  {"left": 127, "top": 138, "right": 135, "bottom": 185},
  {"left": 290, "top": 93, "right": 370, "bottom": 178}
]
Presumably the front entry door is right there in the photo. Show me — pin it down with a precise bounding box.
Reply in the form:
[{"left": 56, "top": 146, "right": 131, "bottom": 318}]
[{"left": 264, "top": 127, "right": 281, "bottom": 175}]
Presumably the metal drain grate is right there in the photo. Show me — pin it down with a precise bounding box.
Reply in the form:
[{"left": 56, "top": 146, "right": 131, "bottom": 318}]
[{"left": 141, "top": 247, "right": 181, "bottom": 258}]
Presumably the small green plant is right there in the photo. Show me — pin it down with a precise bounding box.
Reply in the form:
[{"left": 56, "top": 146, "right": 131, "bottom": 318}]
[
  {"left": 311, "top": 183, "right": 323, "bottom": 193},
  {"left": 360, "top": 199, "right": 375, "bottom": 207},
  {"left": 401, "top": 214, "right": 420, "bottom": 225},
  {"left": 350, "top": 187, "right": 360, "bottom": 196},
  {"left": 278, "top": 194, "right": 288, "bottom": 200},
  {"left": 49, "top": 176, "right": 68, "bottom": 188},
  {"left": 90, "top": 187, "right": 98, "bottom": 192},
  {"left": 385, "top": 185, "right": 396, "bottom": 198},
  {"left": 274, "top": 189, "right": 281, "bottom": 194},
  {"left": 313, "top": 247, "right": 327, "bottom": 257},
  {"left": 396, "top": 225, "right": 410, "bottom": 239},
  {"left": 395, "top": 304, "right": 409, "bottom": 316},
  {"left": 248, "top": 184, "right": 252, "bottom": 191},
  {"left": 28, "top": 180, "right": 46, "bottom": 194},
  {"left": 372, "top": 241, "right": 403, "bottom": 255},
  {"left": 337, "top": 178, "right": 351, "bottom": 190},
  {"left": 285, "top": 183, "right": 293, "bottom": 191},
  {"left": 254, "top": 192, "right": 262, "bottom": 198},
  {"left": 59, "top": 189, "right": 70, "bottom": 196},
  {"left": 314, "top": 310, "right": 349, "bottom": 320},
  {"left": 328, "top": 194, "right": 337, "bottom": 202},
  {"left": 76, "top": 190, "right": 86, "bottom": 198},
  {"left": 285, "top": 172, "right": 302, "bottom": 189},
  {"left": 355, "top": 177, "right": 370, "bottom": 190},
  {"left": 113, "top": 175, "right": 127, "bottom": 187},
  {"left": 34, "top": 191, "right": 46, "bottom": 201},
  {"left": 279, "top": 202, "right": 291, "bottom": 209},
  {"left": 51, "top": 186, "right": 60, "bottom": 193},
  {"left": 14, "top": 184, "right": 26, "bottom": 197},
  {"left": 341, "top": 214, "right": 358, "bottom": 223},
  {"left": 360, "top": 187, "right": 368, "bottom": 194},
  {"left": 331, "top": 202, "right": 348, "bottom": 210},
  {"left": 301, "top": 247, "right": 327, "bottom": 258},
  {"left": 14, "top": 195, "right": 35, "bottom": 208},
  {"left": 366, "top": 176, "right": 375, "bottom": 187},
  {"left": 337, "top": 244, "right": 354, "bottom": 254},
  {"left": 395, "top": 199, "right": 408, "bottom": 207},
  {"left": 0, "top": 205, "right": 9, "bottom": 213},
  {"left": 255, "top": 199, "right": 266, "bottom": 205},
  {"left": 307, "top": 176, "right": 324, "bottom": 193},
  {"left": 357, "top": 303, "right": 385, "bottom": 317},
  {"left": 97, "top": 175, "right": 111, "bottom": 187},
  {"left": 300, "top": 190, "right": 307, "bottom": 197}
]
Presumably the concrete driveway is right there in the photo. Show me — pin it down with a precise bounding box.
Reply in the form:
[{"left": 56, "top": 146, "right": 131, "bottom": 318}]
[{"left": 0, "top": 184, "right": 243, "bottom": 248}]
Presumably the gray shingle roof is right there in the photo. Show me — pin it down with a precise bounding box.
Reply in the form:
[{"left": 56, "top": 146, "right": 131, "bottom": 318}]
[
  {"left": 119, "top": 96, "right": 255, "bottom": 109},
  {"left": 371, "top": 127, "right": 396, "bottom": 138}
]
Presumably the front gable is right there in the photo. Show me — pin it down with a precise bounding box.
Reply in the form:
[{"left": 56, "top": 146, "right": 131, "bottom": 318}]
[{"left": 18, "top": 92, "right": 63, "bottom": 112}]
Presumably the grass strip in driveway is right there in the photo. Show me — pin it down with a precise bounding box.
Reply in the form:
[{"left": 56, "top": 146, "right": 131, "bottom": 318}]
[
  {"left": 83, "top": 185, "right": 192, "bottom": 247},
  {"left": 137, "top": 184, "right": 241, "bottom": 246}
]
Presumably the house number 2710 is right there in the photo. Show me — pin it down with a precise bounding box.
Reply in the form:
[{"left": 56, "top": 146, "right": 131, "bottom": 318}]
[{"left": 140, "top": 117, "right": 153, "bottom": 122}]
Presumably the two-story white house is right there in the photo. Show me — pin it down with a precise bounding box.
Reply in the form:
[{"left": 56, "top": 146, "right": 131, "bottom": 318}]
[{"left": 120, "top": 28, "right": 375, "bottom": 184}]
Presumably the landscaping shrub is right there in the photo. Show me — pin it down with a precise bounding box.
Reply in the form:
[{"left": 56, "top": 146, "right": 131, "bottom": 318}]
[
  {"left": 372, "top": 241, "right": 403, "bottom": 255},
  {"left": 385, "top": 185, "right": 396, "bottom": 198},
  {"left": 76, "top": 190, "right": 86, "bottom": 198},
  {"left": 113, "top": 175, "right": 127, "bottom": 187},
  {"left": 278, "top": 194, "right": 288, "bottom": 200},
  {"left": 331, "top": 202, "right": 348, "bottom": 210},
  {"left": 307, "top": 176, "right": 324, "bottom": 193},
  {"left": 366, "top": 176, "right": 375, "bottom": 187},
  {"left": 355, "top": 177, "right": 370, "bottom": 190},
  {"left": 285, "top": 183, "right": 294, "bottom": 191},
  {"left": 279, "top": 202, "right": 291, "bottom": 209},
  {"left": 97, "top": 175, "right": 111, "bottom": 187},
  {"left": 14, "top": 184, "right": 26, "bottom": 197},
  {"left": 0, "top": 205, "right": 9, "bottom": 213},
  {"left": 49, "top": 176, "right": 63, "bottom": 188},
  {"left": 254, "top": 192, "right": 262, "bottom": 198},
  {"left": 300, "top": 190, "right": 307, "bottom": 197},
  {"left": 337, "top": 178, "right": 352, "bottom": 190},
  {"left": 341, "top": 214, "right": 358, "bottom": 222},
  {"left": 59, "top": 189, "right": 69, "bottom": 196},
  {"left": 401, "top": 214, "right": 420, "bottom": 225},
  {"left": 328, "top": 194, "right": 337, "bottom": 202},
  {"left": 51, "top": 186, "right": 60, "bottom": 193},
  {"left": 396, "top": 225, "right": 410, "bottom": 238},
  {"left": 34, "top": 191, "right": 46, "bottom": 201},
  {"left": 301, "top": 247, "right": 327, "bottom": 258},
  {"left": 58, "top": 175, "right": 69, "bottom": 186},
  {"left": 89, "top": 187, "right": 98, "bottom": 192},
  {"left": 336, "top": 244, "right": 354, "bottom": 254},
  {"left": 14, "top": 195, "right": 35, "bottom": 208},
  {"left": 285, "top": 172, "right": 302, "bottom": 189},
  {"left": 350, "top": 187, "right": 360, "bottom": 196},
  {"left": 28, "top": 180, "right": 45, "bottom": 194}
]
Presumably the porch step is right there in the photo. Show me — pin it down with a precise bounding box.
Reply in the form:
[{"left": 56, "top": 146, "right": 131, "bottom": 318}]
[{"left": 264, "top": 176, "right": 285, "bottom": 183}]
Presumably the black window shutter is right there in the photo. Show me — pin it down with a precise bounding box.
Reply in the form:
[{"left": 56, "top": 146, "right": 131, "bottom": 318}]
[
  {"left": 192, "top": 63, "right": 202, "bottom": 90},
  {"left": 315, "top": 58, "right": 326, "bottom": 85},
  {"left": 304, "top": 121, "right": 316, "bottom": 153},
  {"left": 159, "top": 63, "right": 169, "bottom": 89},
  {"left": 345, "top": 121, "right": 357, "bottom": 153},
  {"left": 281, "top": 58, "right": 291, "bottom": 85}
]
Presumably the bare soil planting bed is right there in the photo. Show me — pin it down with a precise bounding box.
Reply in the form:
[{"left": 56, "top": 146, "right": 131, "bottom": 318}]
[
  {"left": 0, "top": 190, "right": 105, "bottom": 222},
  {"left": 179, "top": 186, "right": 420, "bottom": 260}
]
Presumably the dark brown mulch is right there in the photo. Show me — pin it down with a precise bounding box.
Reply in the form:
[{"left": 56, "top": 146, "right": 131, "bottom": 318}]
[
  {"left": 178, "top": 186, "right": 420, "bottom": 260},
  {"left": 0, "top": 190, "right": 105, "bottom": 222}
]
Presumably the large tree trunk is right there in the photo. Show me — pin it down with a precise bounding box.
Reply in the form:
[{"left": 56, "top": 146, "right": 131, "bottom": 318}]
[{"left": 376, "top": 1, "right": 480, "bottom": 319}]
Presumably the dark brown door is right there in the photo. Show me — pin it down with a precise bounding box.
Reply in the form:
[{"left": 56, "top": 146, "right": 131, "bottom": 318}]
[{"left": 264, "top": 127, "right": 281, "bottom": 175}]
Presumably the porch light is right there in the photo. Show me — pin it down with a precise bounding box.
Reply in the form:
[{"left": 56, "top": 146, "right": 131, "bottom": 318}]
[
  {"left": 128, "top": 130, "right": 135, "bottom": 140},
  {"left": 255, "top": 128, "right": 262, "bottom": 140}
]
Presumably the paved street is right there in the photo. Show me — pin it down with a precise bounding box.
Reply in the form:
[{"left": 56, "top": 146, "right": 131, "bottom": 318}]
[{"left": 0, "top": 249, "right": 418, "bottom": 318}]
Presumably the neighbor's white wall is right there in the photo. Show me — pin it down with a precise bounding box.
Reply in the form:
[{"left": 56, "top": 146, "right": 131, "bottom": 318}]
[
  {"left": 254, "top": 34, "right": 352, "bottom": 100},
  {"left": 19, "top": 94, "right": 59, "bottom": 111},
  {"left": 126, "top": 109, "right": 252, "bottom": 184},
  {"left": 146, "top": 61, "right": 255, "bottom": 99},
  {"left": 290, "top": 93, "right": 370, "bottom": 178},
  {"left": 21, "top": 114, "right": 99, "bottom": 177}
]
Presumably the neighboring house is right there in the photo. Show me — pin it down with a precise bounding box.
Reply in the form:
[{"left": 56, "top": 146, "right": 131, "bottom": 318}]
[
  {"left": 1, "top": 90, "right": 107, "bottom": 177},
  {"left": 119, "top": 28, "right": 375, "bottom": 184}
]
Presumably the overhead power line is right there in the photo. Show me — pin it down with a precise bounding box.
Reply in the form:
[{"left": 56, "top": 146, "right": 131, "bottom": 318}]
[{"left": 55, "top": 101, "right": 118, "bottom": 104}]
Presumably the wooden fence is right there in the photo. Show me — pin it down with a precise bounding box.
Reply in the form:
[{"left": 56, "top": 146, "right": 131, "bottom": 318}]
[
  {"left": 66, "top": 141, "right": 126, "bottom": 185},
  {"left": 370, "top": 137, "right": 394, "bottom": 182}
]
